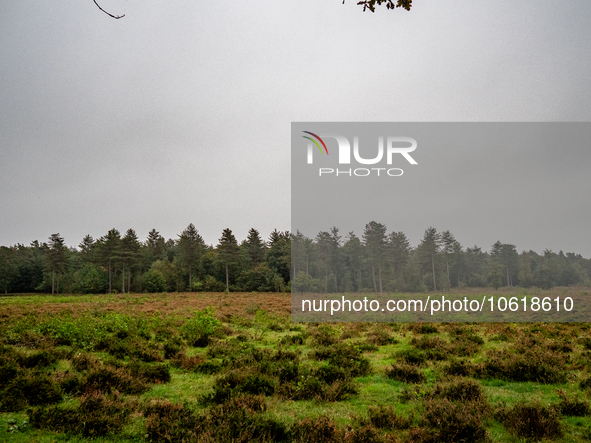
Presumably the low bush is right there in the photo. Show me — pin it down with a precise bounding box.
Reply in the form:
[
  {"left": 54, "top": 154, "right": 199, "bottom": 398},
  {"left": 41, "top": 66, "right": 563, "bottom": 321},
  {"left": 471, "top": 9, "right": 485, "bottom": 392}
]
[
  {"left": 557, "top": 390, "right": 591, "bottom": 416},
  {"left": 420, "top": 397, "right": 488, "bottom": 443},
  {"left": 169, "top": 351, "right": 203, "bottom": 370},
  {"left": 395, "top": 349, "right": 427, "bottom": 366},
  {"left": 442, "top": 359, "right": 478, "bottom": 377},
  {"left": 71, "top": 353, "right": 99, "bottom": 372},
  {"left": 19, "top": 350, "right": 57, "bottom": 369},
  {"left": 385, "top": 363, "right": 426, "bottom": 384},
  {"left": 365, "top": 405, "right": 412, "bottom": 430},
  {"left": 0, "top": 373, "right": 62, "bottom": 411},
  {"left": 194, "top": 360, "right": 223, "bottom": 375},
  {"left": 28, "top": 391, "right": 132, "bottom": 437},
  {"left": 580, "top": 376, "right": 591, "bottom": 390},
  {"left": 291, "top": 415, "right": 345, "bottom": 443},
  {"left": 497, "top": 400, "right": 562, "bottom": 440},
  {"left": 482, "top": 349, "right": 567, "bottom": 383},
  {"left": 279, "top": 334, "right": 305, "bottom": 346},
  {"left": 429, "top": 378, "right": 485, "bottom": 402},
  {"left": 83, "top": 365, "right": 149, "bottom": 395}
]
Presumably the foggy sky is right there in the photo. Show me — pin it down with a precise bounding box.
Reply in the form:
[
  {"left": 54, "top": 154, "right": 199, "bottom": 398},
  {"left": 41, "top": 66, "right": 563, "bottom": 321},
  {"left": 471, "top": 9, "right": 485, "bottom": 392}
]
[{"left": 1, "top": 0, "right": 590, "bottom": 255}]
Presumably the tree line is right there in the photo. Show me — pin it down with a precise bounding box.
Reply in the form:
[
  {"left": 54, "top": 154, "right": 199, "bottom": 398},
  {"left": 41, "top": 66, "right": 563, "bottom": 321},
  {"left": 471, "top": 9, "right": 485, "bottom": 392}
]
[
  {"left": 0, "top": 222, "right": 589, "bottom": 295},
  {"left": 291, "top": 223, "right": 591, "bottom": 293},
  {"left": 0, "top": 225, "right": 289, "bottom": 295}
]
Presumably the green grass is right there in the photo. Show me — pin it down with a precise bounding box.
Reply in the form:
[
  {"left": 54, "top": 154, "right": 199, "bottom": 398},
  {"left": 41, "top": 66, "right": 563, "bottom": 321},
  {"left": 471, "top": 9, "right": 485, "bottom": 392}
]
[{"left": 1, "top": 291, "right": 590, "bottom": 442}]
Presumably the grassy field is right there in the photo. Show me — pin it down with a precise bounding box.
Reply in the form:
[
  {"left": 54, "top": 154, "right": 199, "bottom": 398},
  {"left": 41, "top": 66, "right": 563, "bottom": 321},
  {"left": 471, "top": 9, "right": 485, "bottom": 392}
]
[{"left": 0, "top": 289, "right": 590, "bottom": 442}]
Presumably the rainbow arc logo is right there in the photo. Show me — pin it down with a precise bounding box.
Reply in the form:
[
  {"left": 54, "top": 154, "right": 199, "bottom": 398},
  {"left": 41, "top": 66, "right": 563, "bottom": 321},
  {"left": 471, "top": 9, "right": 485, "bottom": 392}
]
[{"left": 302, "top": 131, "right": 328, "bottom": 155}]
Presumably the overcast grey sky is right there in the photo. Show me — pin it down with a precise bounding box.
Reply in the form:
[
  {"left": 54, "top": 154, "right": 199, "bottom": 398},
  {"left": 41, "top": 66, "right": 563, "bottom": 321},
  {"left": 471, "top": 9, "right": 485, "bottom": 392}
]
[{"left": 1, "top": 0, "right": 590, "bottom": 254}]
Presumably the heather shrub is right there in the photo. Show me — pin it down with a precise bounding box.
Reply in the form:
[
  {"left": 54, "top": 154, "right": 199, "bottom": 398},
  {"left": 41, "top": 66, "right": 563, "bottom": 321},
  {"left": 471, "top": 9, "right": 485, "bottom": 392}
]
[
  {"left": 420, "top": 397, "right": 488, "bottom": 443},
  {"left": 83, "top": 365, "right": 149, "bottom": 394},
  {"left": 497, "top": 400, "right": 562, "bottom": 440},
  {"left": 291, "top": 415, "right": 345, "bottom": 443},
  {"left": 279, "top": 334, "right": 305, "bottom": 345},
  {"left": 364, "top": 405, "right": 412, "bottom": 430},
  {"left": 557, "top": 390, "right": 590, "bottom": 416},
  {"left": 28, "top": 391, "right": 132, "bottom": 437},
  {"left": 429, "top": 378, "right": 485, "bottom": 402},
  {"left": 0, "top": 373, "right": 62, "bottom": 411},
  {"left": 385, "top": 363, "right": 426, "bottom": 384}
]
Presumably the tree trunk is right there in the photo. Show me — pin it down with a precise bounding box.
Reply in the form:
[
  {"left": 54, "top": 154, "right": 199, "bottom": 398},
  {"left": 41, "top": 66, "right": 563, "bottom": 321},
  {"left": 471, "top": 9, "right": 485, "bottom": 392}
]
[
  {"left": 57, "top": 275, "right": 60, "bottom": 295},
  {"left": 306, "top": 255, "right": 309, "bottom": 275},
  {"left": 506, "top": 265, "right": 510, "bottom": 288},
  {"left": 108, "top": 259, "right": 112, "bottom": 294},
  {"left": 225, "top": 264, "right": 229, "bottom": 291},
  {"left": 122, "top": 264, "right": 125, "bottom": 294},
  {"left": 128, "top": 271, "right": 131, "bottom": 293},
  {"left": 446, "top": 259, "right": 450, "bottom": 291},
  {"left": 52, "top": 267, "right": 55, "bottom": 295},
  {"left": 378, "top": 260, "right": 383, "bottom": 294},
  {"left": 431, "top": 253, "right": 437, "bottom": 291},
  {"left": 372, "top": 264, "right": 377, "bottom": 293},
  {"left": 189, "top": 263, "right": 192, "bottom": 292}
]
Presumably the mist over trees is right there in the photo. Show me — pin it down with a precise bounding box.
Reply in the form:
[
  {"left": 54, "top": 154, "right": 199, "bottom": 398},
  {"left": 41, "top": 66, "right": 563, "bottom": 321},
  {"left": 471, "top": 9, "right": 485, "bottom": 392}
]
[{"left": 0, "top": 223, "right": 589, "bottom": 294}]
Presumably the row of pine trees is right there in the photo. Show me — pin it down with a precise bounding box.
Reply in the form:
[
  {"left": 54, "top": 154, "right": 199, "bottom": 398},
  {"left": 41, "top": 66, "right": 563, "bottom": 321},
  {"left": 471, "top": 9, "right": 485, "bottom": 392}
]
[
  {"left": 0, "top": 222, "right": 590, "bottom": 294},
  {"left": 0, "top": 225, "right": 289, "bottom": 295},
  {"left": 291, "top": 223, "right": 591, "bottom": 293}
]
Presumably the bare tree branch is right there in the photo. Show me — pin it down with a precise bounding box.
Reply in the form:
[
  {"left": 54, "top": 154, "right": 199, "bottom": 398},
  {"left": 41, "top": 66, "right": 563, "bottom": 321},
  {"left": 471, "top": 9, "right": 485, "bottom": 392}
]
[{"left": 93, "top": 0, "right": 125, "bottom": 19}]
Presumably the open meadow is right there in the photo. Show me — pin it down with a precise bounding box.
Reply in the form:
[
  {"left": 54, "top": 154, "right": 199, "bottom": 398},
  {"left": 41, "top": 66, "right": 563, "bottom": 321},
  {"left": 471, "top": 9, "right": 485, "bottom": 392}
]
[{"left": 1, "top": 289, "right": 590, "bottom": 442}]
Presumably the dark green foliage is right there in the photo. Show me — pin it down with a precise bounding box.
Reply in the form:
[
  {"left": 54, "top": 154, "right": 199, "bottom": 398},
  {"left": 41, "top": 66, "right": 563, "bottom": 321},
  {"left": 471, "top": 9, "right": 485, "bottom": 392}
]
[
  {"left": 146, "top": 395, "right": 286, "bottom": 443},
  {"left": 315, "top": 364, "right": 349, "bottom": 384},
  {"left": 71, "top": 353, "right": 99, "bottom": 372},
  {"left": 395, "top": 348, "right": 427, "bottom": 366},
  {"left": 365, "top": 405, "right": 412, "bottom": 430},
  {"left": 29, "top": 392, "right": 132, "bottom": 437},
  {"left": 83, "top": 365, "right": 149, "bottom": 394},
  {"left": 311, "top": 343, "right": 371, "bottom": 377},
  {"left": 278, "top": 361, "right": 300, "bottom": 383},
  {"left": 203, "top": 371, "right": 275, "bottom": 405},
  {"left": 497, "top": 400, "right": 562, "bottom": 440},
  {"left": 194, "top": 360, "right": 223, "bottom": 375},
  {"left": 482, "top": 349, "right": 567, "bottom": 383},
  {"left": 385, "top": 363, "right": 426, "bottom": 384},
  {"left": 443, "top": 359, "right": 478, "bottom": 377},
  {"left": 310, "top": 325, "right": 340, "bottom": 346},
  {"left": 128, "top": 361, "right": 171, "bottom": 383},
  {"left": 279, "top": 334, "right": 305, "bottom": 345},
  {"left": 163, "top": 341, "right": 182, "bottom": 359},
  {"left": 580, "top": 376, "right": 591, "bottom": 390},
  {"left": 239, "top": 374, "right": 276, "bottom": 396},
  {"left": 19, "top": 350, "right": 57, "bottom": 369},
  {"left": 418, "top": 398, "right": 488, "bottom": 443},
  {"left": 366, "top": 328, "right": 398, "bottom": 345},
  {"left": 412, "top": 324, "right": 439, "bottom": 334},
  {"left": 95, "top": 335, "right": 162, "bottom": 362},
  {"left": 0, "top": 373, "right": 62, "bottom": 411},
  {"left": 58, "top": 373, "right": 83, "bottom": 394},
  {"left": 291, "top": 415, "right": 344, "bottom": 443},
  {"left": 557, "top": 390, "right": 590, "bottom": 416},
  {"left": 143, "top": 269, "right": 167, "bottom": 293},
  {"left": 145, "top": 401, "right": 208, "bottom": 442},
  {"left": 429, "top": 378, "right": 484, "bottom": 402},
  {"left": 345, "top": 424, "right": 391, "bottom": 443},
  {"left": 169, "top": 351, "right": 203, "bottom": 370}
]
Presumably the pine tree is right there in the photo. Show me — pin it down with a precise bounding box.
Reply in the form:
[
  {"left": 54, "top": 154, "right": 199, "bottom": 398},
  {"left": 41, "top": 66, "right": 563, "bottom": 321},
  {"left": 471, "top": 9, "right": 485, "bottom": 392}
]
[
  {"left": 47, "top": 233, "right": 67, "bottom": 294},
  {"left": 217, "top": 228, "right": 239, "bottom": 291},
  {"left": 363, "top": 221, "right": 387, "bottom": 293},
  {"left": 97, "top": 229, "right": 121, "bottom": 294},
  {"left": 177, "top": 223, "right": 204, "bottom": 290}
]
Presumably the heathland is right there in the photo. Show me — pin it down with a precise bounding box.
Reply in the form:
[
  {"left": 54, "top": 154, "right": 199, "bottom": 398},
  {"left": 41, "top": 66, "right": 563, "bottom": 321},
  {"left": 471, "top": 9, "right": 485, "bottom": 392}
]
[{"left": 1, "top": 289, "right": 590, "bottom": 442}]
